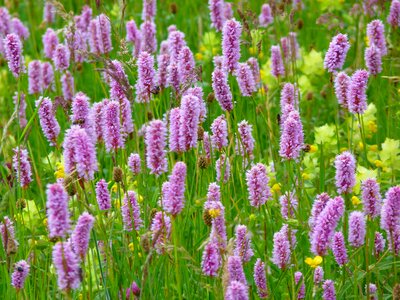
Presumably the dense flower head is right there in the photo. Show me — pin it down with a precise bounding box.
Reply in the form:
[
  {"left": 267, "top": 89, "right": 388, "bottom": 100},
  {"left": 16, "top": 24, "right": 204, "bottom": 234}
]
[
  {"left": 295, "top": 271, "right": 305, "bottom": 299},
  {"left": 29, "top": 60, "right": 44, "bottom": 95},
  {"left": 227, "top": 255, "right": 246, "bottom": 284},
  {"left": 3, "top": 33, "right": 25, "bottom": 77},
  {"left": 374, "top": 232, "right": 385, "bottom": 256},
  {"left": 222, "top": 19, "right": 242, "bottom": 73},
  {"left": 142, "top": 0, "right": 156, "bottom": 21},
  {"left": 37, "top": 97, "right": 60, "bottom": 146},
  {"left": 334, "top": 72, "right": 350, "bottom": 109},
  {"left": 314, "top": 266, "right": 324, "bottom": 285},
  {"left": 92, "top": 100, "right": 106, "bottom": 142},
  {"left": 311, "top": 196, "right": 345, "bottom": 256},
  {"left": 52, "top": 241, "right": 81, "bottom": 291},
  {"left": 12, "top": 147, "right": 33, "bottom": 188},
  {"left": 128, "top": 153, "right": 141, "bottom": 175},
  {"left": 179, "top": 95, "right": 200, "bottom": 151},
  {"left": 211, "top": 115, "right": 228, "bottom": 151},
  {"left": 309, "top": 193, "right": 331, "bottom": 237},
  {"left": 63, "top": 125, "right": 98, "bottom": 180},
  {"left": 280, "top": 83, "right": 299, "bottom": 117},
  {"left": 347, "top": 69, "right": 369, "bottom": 114},
  {"left": 64, "top": 27, "right": 86, "bottom": 63},
  {"left": 361, "top": 178, "right": 381, "bottom": 219},
  {"left": 367, "top": 20, "right": 387, "bottom": 56},
  {"left": 323, "top": 33, "right": 350, "bottom": 73},
  {"left": 246, "top": 163, "right": 271, "bottom": 207},
  {"left": 95, "top": 179, "right": 111, "bottom": 210},
  {"left": 46, "top": 183, "right": 70, "bottom": 238},
  {"left": 11, "top": 18, "right": 29, "bottom": 40},
  {"left": 272, "top": 225, "right": 291, "bottom": 269},
  {"left": 151, "top": 211, "right": 171, "bottom": 254},
  {"left": 136, "top": 51, "right": 156, "bottom": 103},
  {"left": 88, "top": 18, "right": 102, "bottom": 54},
  {"left": 11, "top": 260, "right": 30, "bottom": 290},
  {"left": 209, "top": 0, "right": 225, "bottom": 32},
  {"left": 126, "top": 20, "right": 141, "bottom": 57},
  {"left": 259, "top": 4, "right": 273, "bottom": 27},
  {"left": 279, "top": 110, "right": 304, "bottom": 160},
  {"left": 212, "top": 67, "right": 233, "bottom": 111},
  {"left": 209, "top": 200, "right": 227, "bottom": 249},
  {"left": 201, "top": 240, "right": 221, "bottom": 277},
  {"left": 71, "top": 92, "right": 94, "bottom": 137},
  {"left": 234, "top": 225, "right": 254, "bottom": 262},
  {"left": 53, "top": 44, "right": 70, "bottom": 71},
  {"left": 254, "top": 259, "right": 268, "bottom": 298},
  {"left": 97, "top": 14, "right": 112, "bottom": 53},
  {"left": 163, "top": 162, "right": 187, "bottom": 216},
  {"left": 43, "top": 28, "right": 59, "bottom": 59},
  {"left": 331, "top": 231, "right": 348, "bottom": 266},
  {"left": 76, "top": 6, "right": 92, "bottom": 32},
  {"left": 0, "top": 216, "right": 19, "bottom": 254},
  {"left": 168, "top": 29, "right": 186, "bottom": 63},
  {"left": 380, "top": 186, "right": 400, "bottom": 236},
  {"left": 225, "top": 280, "right": 249, "bottom": 300},
  {"left": 322, "top": 280, "right": 336, "bottom": 300},
  {"left": 178, "top": 46, "right": 196, "bottom": 86},
  {"left": 216, "top": 154, "right": 230, "bottom": 183},
  {"left": 236, "top": 62, "right": 256, "bottom": 96},
  {"left": 140, "top": 21, "right": 157, "bottom": 54},
  {"left": 103, "top": 100, "right": 124, "bottom": 152},
  {"left": 388, "top": 0, "right": 400, "bottom": 28},
  {"left": 183, "top": 87, "right": 207, "bottom": 122},
  {"left": 270, "top": 45, "right": 285, "bottom": 77},
  {"left": 145, "top": 119, "right": 168, "bottom": 175},
  {"left": 71, "top": 212, "right": 95, "bottom": 259},
  {"left": 237, "top": 120, "right": 255, "bottom": 160},
  {"left": 247, "top": 57, "right": 261, "bottom": 87},
  {"left": 122, "top": 191, "right": 143, "bottom": 231},
  {"left": 334, "top": 151, "right": 356, "bottom": 194},
  {"left": 42, "top": 62, "right": 54, "bottom": 91},
  {"left": 224, "top": 2, "right": 233, "bottom": 19},
  {"left": 365, "top": 45, "right": 382, "bottom": 76},
  {"left": 61, "top": 71, "right": 75, "bottom": 102},
  {"left": 169, "top": 107, "right": 181, "bottom": 152},
  {"left": 43, "top": 2, "right": 56, "bottom": 24}
]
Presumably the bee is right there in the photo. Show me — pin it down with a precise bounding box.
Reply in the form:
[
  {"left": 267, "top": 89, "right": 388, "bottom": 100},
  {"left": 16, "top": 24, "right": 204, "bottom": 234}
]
[
  {"left": 277, "top": 114, "right": 281, "bottom": 126},
  {"left": 151, "top": 85, "right": 160, "bottom": 95}
]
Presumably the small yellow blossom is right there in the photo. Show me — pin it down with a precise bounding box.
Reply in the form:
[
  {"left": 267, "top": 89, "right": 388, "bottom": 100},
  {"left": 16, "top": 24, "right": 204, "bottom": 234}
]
[
  {"left": 43, "top": 218, "right": 48, "bottom": 227},
  {"left": 302, "top": 173, "right": 310, "bottom": 180},
  {"left": 138, "top": 195, "right": 144, "bottom": 203},
  {"left": 374, "top": 160, "right": 383, "bottom": 168},
  {"left": 129, "top": 242, "right": 134, "bottom": 252},
  {"left": 111, "top": 183, "right": 118, "bottom": 193},
  {"left": 305, "top": 256, "right": 323, "bottom": 268},
  {"left": 78, "top": 294, "right": 83, "bottom": 300},
  {"left": 367, "top": 121, "right": 378, "bottom": 133},
  {"left": 272, "top": 183, "right": 281, "bottom": 194},
  {"left": 249, "top": 47, "right": 256, "bottom": 55},
  {"left": 114, "top": 199, "right": 121, "bottom": 209},
  {"left": 54, "top": 162, "right": 65, "bottom": 179},
  {"left": 365, "top": 36, "right": 370, "bottom": 47},
  {"left": 249, "top": 214, "right": 257, "bottom": 221},
  {"left": 351, "top": 196, "right": 361, "bottom": 206},
  {"left": 358, "top": 142, "right": 364, "bottom": 150},
  {"left": 369, "top": 145, "right": 378, "bottom": 152},
  {"left": 195, "top": 53, "right": 203, "bottom": 60},
  {"left": 133, "top": 180, "right": 138, "bottom": 188},
  {"left": 208, "top": 208, "right": 221, "bottom": 218},
  {"left": 309, "top": 145, "right": 318, "bottom": 153}
]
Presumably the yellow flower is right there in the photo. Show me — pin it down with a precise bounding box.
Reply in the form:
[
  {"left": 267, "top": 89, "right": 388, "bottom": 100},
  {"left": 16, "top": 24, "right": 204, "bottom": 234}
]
[
  {"left": 133, "top": 180, "right": 138, "bottom": 188},
  {"left": 367, "top": 120, "right": 377, "bottom": 133},
  {"left": 111, "top": 183, "right": 118, "bottom": 193},
  {"left": 249, "top": 214, "right": 257, "bottom": 221},
  {"left": 208, "top": 209, "right": 221, "bottom": 218},
  {"left": 114, "top": 199, "right": 121, "bottom": 209},
  {"left": 365, "top": 36, "right": 370, "bottom": 47},
  {"left": 351, "top": 196, "right": 361, "bottom": 206},
  {"left": 272, "top": 183, "right": 281, "bottom": 194},
  {"left": 43, "top": 218, "right": 48, "bottom": 227},
  {"left": 309, "top": 145, "right": 318, "bottom": 153},
  {"left": 249, "top": 47, "right": 256, "bottom": 55},
  {"left": 358, "top": 142, "right": 364, "bottom": 150},
  {"left": 129, "top": 242, "right": 134, "bottom": 252},
  {"left": 369, "top": 145, "right": 378, "bottom": 152},
  {"left": 54, "top": 162, "right": 65, "bottom": 179},
  {"left": 374, "top": 160, "right": 383, "bottom": 168},
  {"left": 195, "top": 53, "right": 203, "bottom": 60},
  {"left": 305, "top": 256, "right": 323, "bottom": 268},
  {"left": 138, "top": 194, "right": 144, "bottom": 203},
  {"left": 302, "top": 173, "right": 310, "bottom": 180}
]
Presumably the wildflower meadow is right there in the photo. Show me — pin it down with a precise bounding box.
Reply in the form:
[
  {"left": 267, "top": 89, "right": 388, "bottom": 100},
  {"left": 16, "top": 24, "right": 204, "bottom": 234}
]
[{"left": 1, "top": 0, "right": 400, "bottom": 299}]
